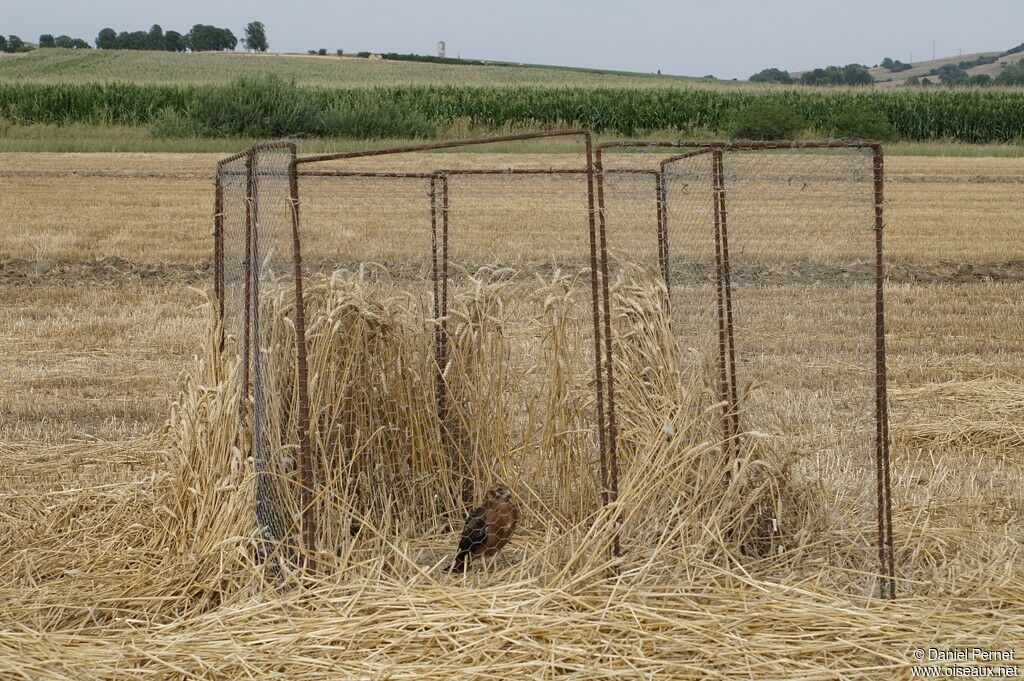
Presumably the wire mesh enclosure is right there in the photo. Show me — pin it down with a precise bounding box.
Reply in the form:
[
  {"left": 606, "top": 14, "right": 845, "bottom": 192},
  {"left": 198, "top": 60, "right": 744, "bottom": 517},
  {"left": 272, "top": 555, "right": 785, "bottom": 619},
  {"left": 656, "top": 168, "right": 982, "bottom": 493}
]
[
  {"left": 213, "top": 135, "right": 895, "bottom": 598},
  {"left": 595, "top": 140, "right": 894, "bottom": 597},
  {"left": 215, "top": 131, "right": 634, "bottom": 577}
]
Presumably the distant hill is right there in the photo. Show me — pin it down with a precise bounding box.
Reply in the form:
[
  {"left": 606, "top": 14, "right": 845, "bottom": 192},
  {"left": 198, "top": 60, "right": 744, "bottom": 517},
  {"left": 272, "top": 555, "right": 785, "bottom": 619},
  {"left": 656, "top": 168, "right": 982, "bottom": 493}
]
[
  {"left": 868, "top": 51, "right": 1015, "bottom": 86},
  {"left": 789, "top": 45, "right": 1024, "bottom": 87},
  {"left": 0, "top": 48, "right": 734, "bottom": 89}
]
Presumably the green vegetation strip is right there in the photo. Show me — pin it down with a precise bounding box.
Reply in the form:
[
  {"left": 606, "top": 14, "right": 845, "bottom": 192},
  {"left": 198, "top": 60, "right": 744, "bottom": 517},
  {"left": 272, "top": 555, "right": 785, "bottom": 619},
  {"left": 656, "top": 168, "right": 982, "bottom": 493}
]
[{"left": 3, "top": 77, "right": 1024, "bottom": 142}]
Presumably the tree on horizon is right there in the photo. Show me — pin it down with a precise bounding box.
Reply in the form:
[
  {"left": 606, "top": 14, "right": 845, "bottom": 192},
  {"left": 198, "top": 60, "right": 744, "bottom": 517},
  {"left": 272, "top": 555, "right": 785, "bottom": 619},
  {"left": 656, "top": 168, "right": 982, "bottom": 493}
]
[{"left": 243, "top": 21, "right": 268, "bottom": 52}]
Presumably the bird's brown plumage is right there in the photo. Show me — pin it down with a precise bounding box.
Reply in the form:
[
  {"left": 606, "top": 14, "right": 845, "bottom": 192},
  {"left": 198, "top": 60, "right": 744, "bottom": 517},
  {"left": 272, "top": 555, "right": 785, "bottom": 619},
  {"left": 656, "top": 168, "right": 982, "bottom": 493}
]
[{"left": 449, "top": 484, "right": 518, "bottom": 572}]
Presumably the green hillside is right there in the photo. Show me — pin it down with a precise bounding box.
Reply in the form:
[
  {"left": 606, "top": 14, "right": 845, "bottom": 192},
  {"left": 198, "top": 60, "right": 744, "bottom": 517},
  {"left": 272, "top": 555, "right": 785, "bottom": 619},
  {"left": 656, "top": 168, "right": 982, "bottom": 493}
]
[{"left": 0, "top": 48, "right": 725, "bottom": 88}]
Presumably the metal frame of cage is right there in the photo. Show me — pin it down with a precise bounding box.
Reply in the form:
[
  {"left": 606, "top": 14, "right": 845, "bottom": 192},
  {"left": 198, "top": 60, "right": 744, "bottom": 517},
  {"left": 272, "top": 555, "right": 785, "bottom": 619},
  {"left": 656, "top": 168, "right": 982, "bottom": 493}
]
[
  {"left": 291, "top": 165, "right": 657, "bottom": 510},
  {"left": 214, "top": 130, "right": 626, "bottom": 570},
  {"left": 291, "top": 164, "right": 656, "bottom": 515},
  {"left": 594, "top": 139, "right": 895, "bottom": 598},
  {"left": 213, "top": 134, "right": 895, "bottom": 598}
]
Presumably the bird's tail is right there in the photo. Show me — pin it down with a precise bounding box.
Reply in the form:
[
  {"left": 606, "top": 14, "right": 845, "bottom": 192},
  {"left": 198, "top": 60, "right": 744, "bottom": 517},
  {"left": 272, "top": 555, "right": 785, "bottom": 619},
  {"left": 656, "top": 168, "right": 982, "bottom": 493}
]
[{"left": 448, "top": 551, "right": 468, "bottom": 573}]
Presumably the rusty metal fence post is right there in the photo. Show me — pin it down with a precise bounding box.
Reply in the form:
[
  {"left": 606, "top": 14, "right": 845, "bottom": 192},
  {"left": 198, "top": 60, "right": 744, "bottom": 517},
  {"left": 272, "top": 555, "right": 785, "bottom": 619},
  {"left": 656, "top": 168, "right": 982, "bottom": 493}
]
[
  {"left": 247, "top": 151, "right": 274, "bottom": 562},
  {"left": 430, "top": 170, "right": 466, "bottom": 509},
  {"left": 242, "top": 153, "right": 254, "bottom": 419},
  {"left": 710, "top": 149, "right": 736, "bottom": 458},
  {"left": 655, "top": 171, "right": 670, "bottom": 297},
  {"left": 285, "top": 144, "right": 316, "bottom": 565},
  {"left": 213, "top": 170, "right": 225, "bottom": 355},
  {"left": 591, "top": 144, "right": 621, "bottom": 557},
  {"left": 872, "top": 144, "right": 896, "bottom": 599},
  {"left": 712, "top": 150, "right": 741, "bottom": 458}
]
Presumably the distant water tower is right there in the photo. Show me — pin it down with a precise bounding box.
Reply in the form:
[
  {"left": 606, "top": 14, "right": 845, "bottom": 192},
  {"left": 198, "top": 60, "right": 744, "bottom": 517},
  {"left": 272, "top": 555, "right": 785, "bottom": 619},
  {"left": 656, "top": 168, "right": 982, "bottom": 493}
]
[{"left": 437, "top": 41, "right": 446, "bottom": 58}]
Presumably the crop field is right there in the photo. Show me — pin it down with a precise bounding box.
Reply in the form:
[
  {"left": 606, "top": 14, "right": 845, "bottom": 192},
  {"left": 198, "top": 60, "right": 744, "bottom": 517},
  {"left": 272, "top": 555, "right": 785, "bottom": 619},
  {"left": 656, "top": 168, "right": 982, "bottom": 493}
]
[
  {"left": 1, "top": 149, "right": 1023, "bottom": 678},
  {"left": 6, "top": 51, "right": 1024, "bottom": 144},
  {"left": 0, "top": 48, "right": 707, "bottom": 88},
  {"left": 6, "top": 77, "right": 1024, "bottom": 143}
]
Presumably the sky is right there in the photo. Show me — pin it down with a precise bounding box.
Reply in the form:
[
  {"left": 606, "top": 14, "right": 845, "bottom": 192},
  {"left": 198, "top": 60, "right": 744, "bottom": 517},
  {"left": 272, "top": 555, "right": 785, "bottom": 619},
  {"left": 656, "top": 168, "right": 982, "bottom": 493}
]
[{"left": 4, "top": 0, "right": 1024, "bottom": 79}]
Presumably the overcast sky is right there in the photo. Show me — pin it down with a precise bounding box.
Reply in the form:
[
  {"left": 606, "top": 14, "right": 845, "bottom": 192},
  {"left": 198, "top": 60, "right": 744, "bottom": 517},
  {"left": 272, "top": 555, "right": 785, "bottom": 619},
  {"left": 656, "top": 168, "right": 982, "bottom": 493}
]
[{"left": 5, "top": 0, "right": 1023, "bottom": 79}]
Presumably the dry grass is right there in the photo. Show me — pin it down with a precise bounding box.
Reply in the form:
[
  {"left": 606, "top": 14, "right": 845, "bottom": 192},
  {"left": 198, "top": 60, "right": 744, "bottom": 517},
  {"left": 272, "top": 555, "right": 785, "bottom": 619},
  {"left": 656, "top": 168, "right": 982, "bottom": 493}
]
[
  {"left": 1, "top": 273, "right": 1021, "bottom": 678},
  {"left": 1, "top": 151, "right": 1023, "bottom": 678},
  {"left": 0, "top": 281, "right": 205, "bottom": 442}
]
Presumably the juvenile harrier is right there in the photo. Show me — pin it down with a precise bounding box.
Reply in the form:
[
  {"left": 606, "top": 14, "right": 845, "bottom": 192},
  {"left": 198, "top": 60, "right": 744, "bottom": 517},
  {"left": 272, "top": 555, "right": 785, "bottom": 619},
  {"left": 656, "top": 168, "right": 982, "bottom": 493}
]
[{"left": 449, "top": 484, "right": 518, "bottom": 572}]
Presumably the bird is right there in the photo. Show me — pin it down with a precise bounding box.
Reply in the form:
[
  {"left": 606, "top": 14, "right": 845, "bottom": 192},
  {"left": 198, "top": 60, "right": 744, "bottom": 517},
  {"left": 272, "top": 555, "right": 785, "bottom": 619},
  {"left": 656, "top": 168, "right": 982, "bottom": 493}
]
[{"left": 448, "top": 484, "right": 518, "bottom": 573}]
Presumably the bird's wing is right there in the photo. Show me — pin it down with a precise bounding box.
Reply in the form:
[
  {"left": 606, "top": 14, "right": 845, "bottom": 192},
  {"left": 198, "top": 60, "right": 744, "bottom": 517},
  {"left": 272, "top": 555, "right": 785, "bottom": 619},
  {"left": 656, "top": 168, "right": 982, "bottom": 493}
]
[{"left": 457, "top": 505, "right": 488, "bottom": 553}]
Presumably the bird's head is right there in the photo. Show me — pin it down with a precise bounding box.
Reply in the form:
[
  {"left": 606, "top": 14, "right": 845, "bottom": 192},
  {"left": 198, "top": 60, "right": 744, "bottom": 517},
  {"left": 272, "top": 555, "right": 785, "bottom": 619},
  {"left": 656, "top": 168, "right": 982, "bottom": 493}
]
[{"left": 487, "top": 484, "right": 513, "bottom": 501}]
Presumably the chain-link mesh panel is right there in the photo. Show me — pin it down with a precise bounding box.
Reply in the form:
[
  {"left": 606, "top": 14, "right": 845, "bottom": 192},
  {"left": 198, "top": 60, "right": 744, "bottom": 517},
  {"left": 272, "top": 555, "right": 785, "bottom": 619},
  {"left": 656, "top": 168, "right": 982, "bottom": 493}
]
[
  {"left": 247, "top": 145, "right": 305, "bottom": 567},
  {"left": 718, "top": 147, "right": 883, "bottom": 575},
  {"left": 599, "top": 169, "right": 662, "bottom": 278},
  {"left": 595, "top": 141, "right": 891, "bottom": 595},
  {"left": 445, "top": 171, "right": 592, "bottom": 268},
  {"left": 661, "top": 151, "right": 721, "bottom": 385},
  {"left": 277, "top": 136, "right": 607, "bottom": 572},
  {"left": 297, "top": 171, "right": 443, "bottom": 552},
  {"left": 218, "top": 157, "right": 248, "bottom": 361},
  {"left": 441, "top": 170, "right": 597, "bottom": 527},
  {"left": 595, "top": 150, "right": 729, "bottom": 561},
  {"left": 596, "top": 153, "right": 726, "bottom": 391},
  {"left": 299, "top": 172, "right": 435, "bottom": 278},
  {"left": 214, "top": 144, "right": 307, "bottom": 571}
]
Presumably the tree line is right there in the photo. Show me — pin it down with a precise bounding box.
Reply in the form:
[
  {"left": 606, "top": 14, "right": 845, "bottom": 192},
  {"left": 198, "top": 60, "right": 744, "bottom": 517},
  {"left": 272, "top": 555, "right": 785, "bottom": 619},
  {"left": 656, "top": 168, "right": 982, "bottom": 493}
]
[
  {"left": 749, "top": 64, "right": 873, "bottom": 86},
  {"left": 38, "top": 35, "right": 91, "bottom": 49},
  {"left": 0, "top": 21, "right": 267, "bottom": 53},
  {"left": 96, "top": 23, "right": 267, "bottom": 52}
]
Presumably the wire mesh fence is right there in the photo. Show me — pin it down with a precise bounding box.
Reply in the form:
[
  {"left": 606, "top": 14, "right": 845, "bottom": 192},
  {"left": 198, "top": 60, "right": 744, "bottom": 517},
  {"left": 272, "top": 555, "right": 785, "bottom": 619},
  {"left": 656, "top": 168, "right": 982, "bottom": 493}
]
[
  {"left": 215, "top": 132, "right": 624, "bottom": 574},
  {"left": 214, "top": 134, "right": 894, "bottom": 597},
  {"left": 215, "top": 154, "right": 247, "bottom": 361},
  {"left": 595, "top": 140, "right": 894, "bottom": 597},
  {"left": 216, "top": 142, "right": 311, "bottom": 571}
]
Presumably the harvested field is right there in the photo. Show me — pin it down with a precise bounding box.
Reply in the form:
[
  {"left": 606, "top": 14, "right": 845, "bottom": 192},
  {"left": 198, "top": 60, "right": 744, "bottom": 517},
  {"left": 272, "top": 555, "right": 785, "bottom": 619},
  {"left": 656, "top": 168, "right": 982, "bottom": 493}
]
[{"left": 1, "top": 151, "right": 1022, "bottom": 679}]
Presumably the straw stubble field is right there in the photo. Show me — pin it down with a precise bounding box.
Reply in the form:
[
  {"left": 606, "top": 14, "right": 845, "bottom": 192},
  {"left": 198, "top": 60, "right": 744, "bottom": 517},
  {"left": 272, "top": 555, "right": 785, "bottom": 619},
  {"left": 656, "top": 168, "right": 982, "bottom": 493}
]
[{"left": 1, "top": 151, "right": 1022, "bottom": 679}]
